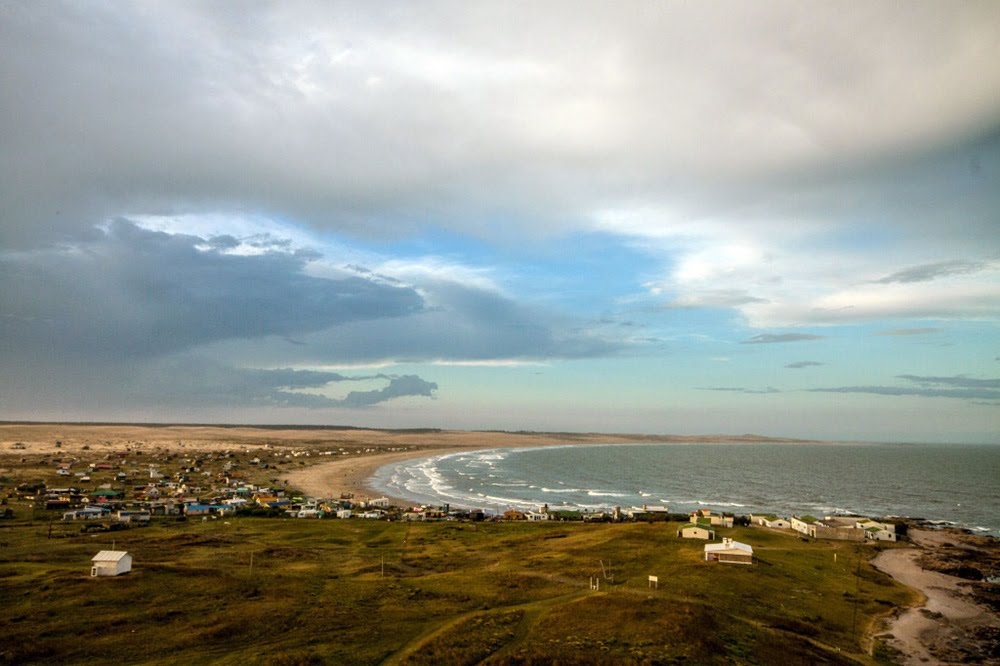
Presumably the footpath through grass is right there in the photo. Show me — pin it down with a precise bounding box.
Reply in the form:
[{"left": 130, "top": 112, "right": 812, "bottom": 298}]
[{"left": 0, "top": 517, "right": 916, "bottom": 665}]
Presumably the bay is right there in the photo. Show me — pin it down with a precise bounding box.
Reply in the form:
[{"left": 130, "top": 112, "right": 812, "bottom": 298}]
[{"left": 370, "top": 442, "right": 1000, "bottom": 535}]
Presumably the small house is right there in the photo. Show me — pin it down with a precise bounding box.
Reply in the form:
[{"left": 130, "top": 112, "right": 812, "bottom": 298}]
[
  {"left": 116, "top": 510, "right": 150, "bottom": 524},
  {"left": 704, "top": 538, "right": 754, "bottom": 565},
  {"left": 709, "top": 514, "right": 734, "bottom": 528},
  {"left": 184, "top": 504, "right": 213, "bottom": 516},
  {"left": 678, "top": 524, "right": 715, "bottom": 540},
  {"left": 857, "top": 520, "right": 898, "bottom": 542},
  {"left": 64, "top": 506, "right": 108, "bottom": 521},
  {"left": 752, "top": 514, "right": 791, "bottom": 529},
  {"left": 91, "top": 550, "right": 132, "bottom": 577}
]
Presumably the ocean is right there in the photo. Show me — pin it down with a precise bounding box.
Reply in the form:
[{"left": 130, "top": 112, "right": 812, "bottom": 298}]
[{"left": 370, "top": 442, "right": 1000, "bottom": 535}]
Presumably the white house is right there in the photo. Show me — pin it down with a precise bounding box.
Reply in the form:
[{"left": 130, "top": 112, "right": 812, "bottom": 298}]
[
  {"left": 709, "top": 515, "right": 734, "bottom": 528},
  {"left": 752, "top": 514, "right": 791, "bottom": 529},
  {"left": 793, "top": 515, "right": 866, "bottom": 542},
  {"left": 63, "top": 506, "right": 107, "bottom": 521},
  {"left": 116, "top": 510, "right": 150, "bottom": 524},
  {"left": 857, "top": 520, "right": 898, "bottom": 542},
  {"left": 704, "top": 538, "right": 754, "bottom": 564},
  {"left": 91, "top": 551, "right": 132, "bottom": 577}
]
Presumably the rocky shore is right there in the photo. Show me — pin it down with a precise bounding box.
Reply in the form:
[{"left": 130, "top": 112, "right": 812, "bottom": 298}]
[{"left": 872, "top": 526, "right": 1000, "bottom": 664}]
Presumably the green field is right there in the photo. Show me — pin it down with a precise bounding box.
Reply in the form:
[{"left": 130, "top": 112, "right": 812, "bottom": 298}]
[{"left": 0, "top": 517, "right": 915, "bottom": 665}]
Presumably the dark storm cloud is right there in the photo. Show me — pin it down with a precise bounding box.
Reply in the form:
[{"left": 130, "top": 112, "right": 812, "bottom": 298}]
[
  {"left": 202, "top": 277, "right": 623, "bottom": 367},
  {"left": 810, "top": 375, "right": 1000, "bottom": 401},
  {"left": 0, "top": 220, "right": 615, "bottom": 412},
  {"left": 0, "top": 220, "right": 423, "bottom": 361},
  {"left": 86, "top": 357, "right": 436, "bottom": 409},
  {"left": 741, "top": 334, "right": 826, "bottom": 345},
  {"left": 785, "top": 361, "right": 824, "bottom": 369},
  {"left": 338, "top": 375, "right": 438, "bottom": 408}
]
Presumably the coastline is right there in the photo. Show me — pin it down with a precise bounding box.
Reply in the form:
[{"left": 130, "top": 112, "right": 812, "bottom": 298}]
[
  {"left": 276, "top": 431, "right": 822, "bottom": 505},
  {"left": 6, "top": 423, "right": 998, "bottom": 660},
  {"left": 280, "top": 445, "right": 452, "bottom": 506},
  {"left": 871, "top": 528, "right": 1000, "bottom": 664}
]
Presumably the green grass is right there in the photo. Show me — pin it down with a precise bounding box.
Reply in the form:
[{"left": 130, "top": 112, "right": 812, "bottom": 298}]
[{"left": 0, "top": 518, "right": 916, "bottom": 665}]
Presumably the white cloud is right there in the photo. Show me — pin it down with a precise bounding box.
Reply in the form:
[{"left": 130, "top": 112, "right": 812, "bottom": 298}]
[{"left": 4, "top": 2, "right": 1000, "bottom": 248}]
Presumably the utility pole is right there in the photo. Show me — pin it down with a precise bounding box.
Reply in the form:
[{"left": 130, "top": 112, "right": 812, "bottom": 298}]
[{"left": 851, "top": 546, "right": 862, "bottom": 643}]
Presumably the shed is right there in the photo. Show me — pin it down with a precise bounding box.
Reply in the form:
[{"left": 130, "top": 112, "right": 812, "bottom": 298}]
[
  {"left": 91, "top": 550, "right": 132, "bottom": 577},
  {"left": 678, "top": 524, "right": 715, "bottom": 540},
  {"left": 704, "top": 538, "right": 753, "bottom": 565}
]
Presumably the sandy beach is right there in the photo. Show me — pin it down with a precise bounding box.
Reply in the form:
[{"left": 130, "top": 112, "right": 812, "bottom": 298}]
[
  {"left": 276, "top": 430, "right": 823, "bottom": 504},
  {"left": 872, "top": 529, "right": 1000, "bottom": 664},
  {"left": 1, "top": 422, "right": 814, "bottom": 505}
]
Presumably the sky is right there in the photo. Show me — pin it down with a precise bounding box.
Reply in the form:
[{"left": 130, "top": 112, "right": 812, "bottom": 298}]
[{"left": 1, "top": 1, "right": 999, "bottom": 442}]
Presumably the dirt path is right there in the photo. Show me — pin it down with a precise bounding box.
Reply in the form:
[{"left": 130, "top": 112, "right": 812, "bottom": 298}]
[{"left": 871, "top": 529, "right": 1000, "bottom": 664}]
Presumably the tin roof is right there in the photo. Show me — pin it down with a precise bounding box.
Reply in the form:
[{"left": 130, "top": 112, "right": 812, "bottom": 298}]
[
  {"left": 704, "top": 541, "right": 753, "bottom": 554},
  {"left": 92, "top": 550, "right": 130, "bottom": 562}
]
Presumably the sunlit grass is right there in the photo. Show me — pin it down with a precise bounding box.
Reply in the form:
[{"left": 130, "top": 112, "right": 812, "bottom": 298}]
[{"left": 0, "top": 518, "right": 915, "bottom": 665}]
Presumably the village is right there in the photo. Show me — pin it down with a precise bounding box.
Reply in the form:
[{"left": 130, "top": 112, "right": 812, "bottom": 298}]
[
  {"left": 2, "top": 437, "right": 904, "bottom": 579},
  {"left": 5, "top": 428, "right": 995, "bottom": 665}
]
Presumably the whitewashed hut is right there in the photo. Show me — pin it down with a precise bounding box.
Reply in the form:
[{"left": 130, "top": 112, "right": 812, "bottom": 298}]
[
  {"left": 703, "top": 538, "right": 753, "bottom": 565},
  {"left": 91, "top": 550, "right": 132, "bottom": 577}
]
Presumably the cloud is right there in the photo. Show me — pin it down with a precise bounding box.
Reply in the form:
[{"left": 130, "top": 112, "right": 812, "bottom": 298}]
[
  {"left": 785, "top": 361, "right": 824, "bottom": 369},
  {"left": 875, "top": 327, "right": 942, "bottom": 336},
  {"left": 199, "top": 272, "right": 623, "bottom": 367},
  {"left": 895, "top": 374, "right": 1000, "bottom": 390},
  {"left": 123, "top": 359, "right": 438, "bottom": 409},
  {"left": 337, "top": 375, "right": 438, "bottom": 408},
  {"left": 0, "top": 353, "right": 438, "bottom": 412},
  {"left": 0, "top": 219, "right": 623, "bottom": 415},
  {"left": 810, "top": 375, "right": 1000, "bottom": 402},
  {"left": 609, "top": 138, "right": 1000, "bottom": 328},
  {"left": 3, "top": 3, "right": 1000, "bottom": 250},
  {"left": 741, "top": 333, "right": 827, "bottom": 344},
  {"left": 0, "top": 220, "right": 424, "bottom": 362},
  {"left": 698, "top": 386, "right": 781, "bottom": 394},
  {"left": 873, "top": 260, "right": 988, "bottom": 284},
  {"left": 665, "top": 289, "right": 769, "bottom": 309}
]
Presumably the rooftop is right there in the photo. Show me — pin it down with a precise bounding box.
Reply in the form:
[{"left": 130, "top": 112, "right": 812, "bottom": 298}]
[{"left": 92, "top": 550, "right": 130, "bottom": 562}]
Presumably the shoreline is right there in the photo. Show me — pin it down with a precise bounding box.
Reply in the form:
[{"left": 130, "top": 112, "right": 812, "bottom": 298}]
[
  {"left": 871, "top": 529, "right": 1000, "bottom": 664},
  {"left": 276, "top": 433, "right": 831, "bottom": 506},
  {"left": 282, "top": 440, "right": 999, "bottom": 538}
]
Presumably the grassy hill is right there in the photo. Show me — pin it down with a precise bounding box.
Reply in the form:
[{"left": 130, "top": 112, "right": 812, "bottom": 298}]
[{"left": 0, "top": 517, "right": 915, "bottom": 665}]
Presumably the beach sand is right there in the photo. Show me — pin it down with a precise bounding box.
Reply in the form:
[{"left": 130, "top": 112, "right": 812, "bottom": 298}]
[
  {"left": 276, "top": 430, "right": 821, "bottom": 504},
  {"left": 2, "top": 422, "right": 813, "bottom": 504},
  {"left": 872, "top": 529, "right": 1000, "bottom": 664}
]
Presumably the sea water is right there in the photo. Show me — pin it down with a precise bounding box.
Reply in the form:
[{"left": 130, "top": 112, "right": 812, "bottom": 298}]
[{"left": 370, "top": 442, "right": 1000, "bottom": 535}]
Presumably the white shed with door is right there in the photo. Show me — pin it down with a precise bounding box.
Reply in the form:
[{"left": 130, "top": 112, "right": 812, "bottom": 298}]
[{"left": 91, "top": 550, "right": 132, "bottom": 577}]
